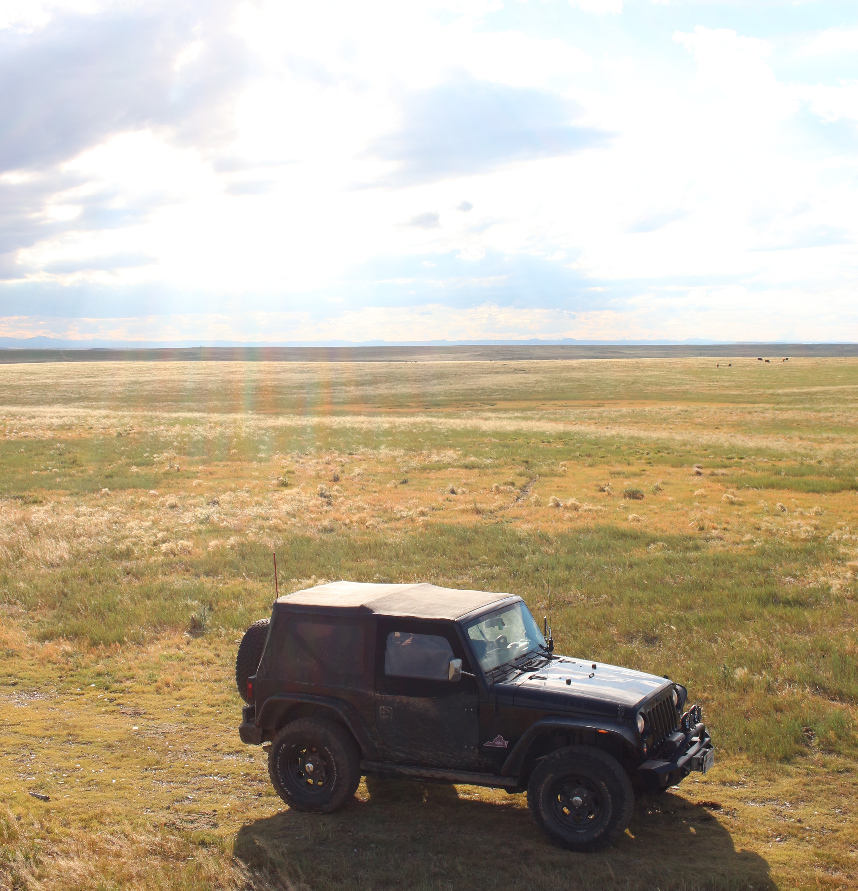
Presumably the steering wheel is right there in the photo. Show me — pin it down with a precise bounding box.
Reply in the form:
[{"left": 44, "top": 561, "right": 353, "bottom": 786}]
[{"left": 493, "top": 634, "right": 509, "bottom": 650}]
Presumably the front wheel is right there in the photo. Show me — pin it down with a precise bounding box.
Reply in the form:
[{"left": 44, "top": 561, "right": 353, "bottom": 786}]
[
  {"left": 268, "top": 718, "right": 360, "bottom": 813},
  {"left": 527, "top": 745, "right": 634, "bottom": 852}
]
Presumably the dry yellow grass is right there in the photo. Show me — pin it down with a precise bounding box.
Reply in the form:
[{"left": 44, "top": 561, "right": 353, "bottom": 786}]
[{"left": 1, "top": 357, "right": 856, "bottom": 890}]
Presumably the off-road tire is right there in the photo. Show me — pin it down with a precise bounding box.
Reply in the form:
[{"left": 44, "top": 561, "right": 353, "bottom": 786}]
[
  {"left": 268, "top": 717, "right": 360, "bottom": 813},
  {"left": 235, "top": 618, "right": 269, "bottom": 703},
  {"left": 527, "top": 745, "right": 634, "bottom": 852}
]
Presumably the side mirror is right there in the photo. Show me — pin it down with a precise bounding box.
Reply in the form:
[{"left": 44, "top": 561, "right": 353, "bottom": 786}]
[{"left": 448, "top": 658, "right": 463, "bottom": 682}]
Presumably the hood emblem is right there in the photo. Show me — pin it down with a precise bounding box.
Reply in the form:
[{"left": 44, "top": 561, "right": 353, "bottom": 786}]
[{"left": 483, "top": 735, "right": 509, "bottom": 749}]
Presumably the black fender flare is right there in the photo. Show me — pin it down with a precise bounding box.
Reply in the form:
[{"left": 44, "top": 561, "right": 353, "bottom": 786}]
[
  {"left": 257, "top": 693, "right": 380, "bottom": 760},
  {"left": 501, "top": 717, "right": 639, "bottom": 778}
]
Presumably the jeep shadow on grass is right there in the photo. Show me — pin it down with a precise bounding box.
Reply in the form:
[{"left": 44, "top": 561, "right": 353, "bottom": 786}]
[
  {"left": 233, "top": 779, "right": 775, "bottom": 891},
  {"left": 236, "top": 581, "right": 716, "bottom": 853}
]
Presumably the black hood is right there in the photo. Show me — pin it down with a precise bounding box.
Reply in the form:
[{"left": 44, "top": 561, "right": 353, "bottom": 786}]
[{"left": 499, "top": 656, "right": 672, "bottom": 717}]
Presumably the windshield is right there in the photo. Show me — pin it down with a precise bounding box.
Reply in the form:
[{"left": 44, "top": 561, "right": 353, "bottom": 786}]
[{"left": 464, "top": 601, "right": 546, "bottom": 672}]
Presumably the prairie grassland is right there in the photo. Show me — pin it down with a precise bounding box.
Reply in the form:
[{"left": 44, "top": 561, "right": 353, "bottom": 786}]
[{"left": 0, "top": 357, "right": 856, "bottom": 891}]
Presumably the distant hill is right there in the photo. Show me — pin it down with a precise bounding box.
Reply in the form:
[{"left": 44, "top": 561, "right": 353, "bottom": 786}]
[
  {"left": 2, "top": 335, "right": 856, "bottom": 352},
  {"left": 0, "top": 335, "right": 731, "bottom": 349},
  {"left": 1, "top": 342, "right": 857, "bottom": 363}
]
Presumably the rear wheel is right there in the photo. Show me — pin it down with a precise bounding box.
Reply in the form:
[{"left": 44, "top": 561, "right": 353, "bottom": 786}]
[
  {"left": 527, "top": 745, "right": 634, "bottom": 852},
  {"left": 268, "top": 718, "right": 360, "bottom": 813},
  {"left": 235, "top": 618, "right": 269, "bottom": 703}
]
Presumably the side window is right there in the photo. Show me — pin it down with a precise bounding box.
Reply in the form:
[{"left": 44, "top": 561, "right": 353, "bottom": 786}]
[
  {"left": 270, "top": 619, "right": 365, "bottom": 684},
  {"left": 384, "top": 632, "right": 454, "bottom": 681}
]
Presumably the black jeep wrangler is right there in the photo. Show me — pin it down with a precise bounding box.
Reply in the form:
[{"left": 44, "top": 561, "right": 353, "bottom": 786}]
[{"left": 236, "top": 582, "right": 714, "bottom": 851}]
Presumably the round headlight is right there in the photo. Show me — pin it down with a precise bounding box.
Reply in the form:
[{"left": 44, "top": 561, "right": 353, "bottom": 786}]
[
  {"left": 671, "top": 688, "right": 679, "bottom": 708},
  {"left": 636, "top": 713, "right": 645, "bottom": 735}
]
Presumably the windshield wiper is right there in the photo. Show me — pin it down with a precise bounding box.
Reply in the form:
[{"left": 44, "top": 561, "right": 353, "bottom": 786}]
[
  {"left": 486, "top": 662, "right": 519, "bottom": 684},
  {"left": 516, "top": 650, "right": 551, "bottom": 671},
  {"left": 513, "top": 648, "right": 542, "bottom": 667},
  {"left": 486, "top": 644, "right": 551, "bottom": 683},
  {"left": 488, "top": 650, "right": 546, "bottom": 684}
]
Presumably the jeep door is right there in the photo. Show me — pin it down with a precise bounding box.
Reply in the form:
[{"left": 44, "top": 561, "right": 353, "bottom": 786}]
[{"left": 374, "top": 619, "right": 481, "bottom": 769}]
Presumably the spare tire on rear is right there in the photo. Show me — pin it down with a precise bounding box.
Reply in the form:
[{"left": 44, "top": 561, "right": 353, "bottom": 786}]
[{"left": 236, "top": 618, "right": 269, "bottom": 703}]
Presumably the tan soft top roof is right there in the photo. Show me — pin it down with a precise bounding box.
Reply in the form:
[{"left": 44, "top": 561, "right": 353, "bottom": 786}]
[{"left": 274, "top": 581, "right": 517, "bottom": 621}]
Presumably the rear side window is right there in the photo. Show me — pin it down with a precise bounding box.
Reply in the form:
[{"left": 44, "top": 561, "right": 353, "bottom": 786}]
[
  {"left": 268, "top": 619, "right": 365, "bottom": 684},
  {"left": 384, "top": 632, "right": 453, "bottom": 680}
]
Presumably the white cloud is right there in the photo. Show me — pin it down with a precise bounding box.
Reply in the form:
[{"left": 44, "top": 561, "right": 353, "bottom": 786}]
[
  {"left": 569, "top": 0, "right": 624, "bottom": 14},
  {"left": 457, "top": 247, "right": 485, "bottom": 260},
  {"left": 10, "top": 283, "right": 855, "bottom": 344},
  {"left": 1, "top": 0, "right": 857, "bottom": 343},
  {"left": 673, "top": 27, "right": 796, "bottom": 124},
  {"left": 796, "top": 81, "right": 858, "bottom": 123},
  {"left": 798, "top": 26, "right": 858, "bottom": 58},
  {"left": 463, "top": 30, "right": 593, "bottom": 87},
  {"left": 0, "top": 0, "right": 113, "bottom": 31}
]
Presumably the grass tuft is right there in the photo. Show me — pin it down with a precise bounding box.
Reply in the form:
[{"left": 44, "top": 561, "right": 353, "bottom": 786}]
[{"left": 188, "top": 602, "right": 213, "bottom": 637}]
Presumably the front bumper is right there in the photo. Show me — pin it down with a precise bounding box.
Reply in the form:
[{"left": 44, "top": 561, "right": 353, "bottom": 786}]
[
  {"left": 636, "top": 724, "right": 715, "bottom": 790},
  {"left": 239, "top": 704, "right": 263, "bottom": 745}
]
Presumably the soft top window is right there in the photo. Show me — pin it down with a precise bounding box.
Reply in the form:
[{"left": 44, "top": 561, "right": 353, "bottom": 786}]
[
  {"left": 384, "top": 632, "right": 453, "bottom": 681},
  {"left": 263, "top": 616, "right": 366, "bottom": 684}
]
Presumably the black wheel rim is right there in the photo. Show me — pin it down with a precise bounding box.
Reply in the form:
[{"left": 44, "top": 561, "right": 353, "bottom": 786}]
[
  {"left": 281, "top": 742, "right": 333, "bottom": 795},
  {"left": 549, "top": 775, "right": 607, "bottom": 833}
]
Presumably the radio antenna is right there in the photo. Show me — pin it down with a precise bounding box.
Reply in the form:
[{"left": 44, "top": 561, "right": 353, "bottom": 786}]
[
  {"left": 544, "top": 576, "right": 554, "bottom": 653},
  {"left": 273, "top": 552, "right": 279, "bottom": 597}
]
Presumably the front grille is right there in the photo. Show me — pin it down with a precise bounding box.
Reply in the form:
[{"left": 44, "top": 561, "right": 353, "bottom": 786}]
[{"left": 644, "top": 694, "right": 679, "bottom": 749}]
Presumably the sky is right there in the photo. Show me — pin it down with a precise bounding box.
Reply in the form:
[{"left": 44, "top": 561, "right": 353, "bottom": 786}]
[{"left": 1, "top": 0, "right": 857, "bottom": 344}]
